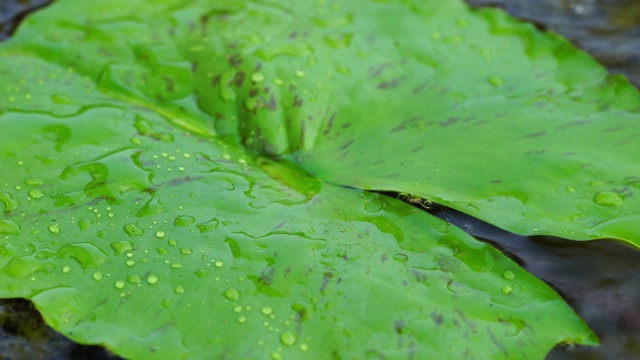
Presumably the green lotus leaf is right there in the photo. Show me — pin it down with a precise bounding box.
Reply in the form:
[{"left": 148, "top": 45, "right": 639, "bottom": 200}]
[{"left": 0, "top": 0, "right": 609, "bottom": 358}]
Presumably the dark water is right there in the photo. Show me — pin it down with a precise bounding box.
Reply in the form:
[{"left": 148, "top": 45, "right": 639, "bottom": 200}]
[
  {"left": 429, "top": 206, "right": 640, "bottom": 360},
  {"left": 0, "top": 0, "right": 52, "bottom": 41},
  {"left": 466, "top": 0, "right": 640, "bottom": 87}
]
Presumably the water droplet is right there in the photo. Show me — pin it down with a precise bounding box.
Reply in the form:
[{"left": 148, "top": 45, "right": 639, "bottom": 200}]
[
  {"left": 224, "top": 288, "right": 240, "bottom": 301},
  {"left": 170, "top": 263, "right": 183, "bottom": 269},
  {"left": 174, "top": 285, "right": 185, "bottom": 294},
  {"left": 25, "top": 179, "right": 44, "bottom": 186},
  {"left": 92, "top": 272, "right": 103, "bottom": 281},
  {"left": 270, "top": 352, "right": 283, "bottom": 360},
  {"left": 174, "top": 215, "right": 195, "bottom": 227},
  {"left": 502, "top": 271, "right": 515, "bottom": 280},
  {"left": 488, "top": 76, "right": 504, "bottom": 87},
  {"left": 157, "top": 247, "right": 169, "bottom": 255},
  {"left": 300, "top": 344, "right": 309, "bottom": 351},
  {"left": 28, "top": 189, "right": 45, "bottom": 199},
  {"left": 0, "top": 220, "right": 20, "bottom": 234},
  {"left": 126, "top": 259, "right": 136, "bottom": 267},
  {"left": 501, "top": 285, "right": 513, "bottom": 294},
  {"left": 156, "top": 230, "right": 166, "bottom": 238},
  {"left": 168, "top": 239, "right": 178, "bottom": 247},
  {"left": 147, "top": 274, "right": 159, "bottom": 285},
  {"left": 180, "top": 248, "right": 193, "bottom": 255},
  {"left": 234, "top": 306, "right": 243, "bottom": 313},
  {"left": 251, "top": 72, "right": 266, "bottom": 83},
  {"left": 48, "top": 224, "right": 60, "bottom": 234},
  {"left": 393, "top": 253, "right": 409, "bottom": 264},
  {"left": 280, "top": 331, "right": 297, "bottom": 347},
  {"left": 237, "top": 316, "right": 247, "bottom": 323},
  {"left": 593, "top": 191, "right": 624, "bottom": 206},
  {"left": 124, "top": 224, "right": 144, "bottom": 236},
  {"left": 565, "top": 186, "right": 576, "bottom": 193},
  {"left": 62, "top": 266, "right": 71, "bottom": 274},
  {"left": 115, "top": 280, "right": 125, "bottom": 289},
  {"left": 295, "top": 70, "right": 305, "bottom": 78},
  {"left": 0, "top": 193, "right": 19, "bottom": 214},
  {"left": 261, "top": 307, "right": 274, "bottom": 316},
  {"left": 215, "top": 261, "right": 224, "bottom": 268},
  {"left": 110, "top": 241, "right": 134, "bottom": 255}
]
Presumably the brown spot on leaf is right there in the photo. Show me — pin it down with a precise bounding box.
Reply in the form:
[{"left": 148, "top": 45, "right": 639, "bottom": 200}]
[
  {"left": 439, "top": 117, "right": 459, "bottom": 127},
  {"left": 430, "top": 310, "right": 443, "bottom": 325},
  {"left": 234, "top": 71, "right": 245, "bottom": 87},
  {"left": 340, "top": 139, "right": 355, "bottom": 151},
  {"left": 394, "top": 320, "right": 405, "bottom": 335}
]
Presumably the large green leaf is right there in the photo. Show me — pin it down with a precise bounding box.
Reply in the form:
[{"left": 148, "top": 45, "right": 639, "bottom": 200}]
[{"left": 0, "top": 0, "right": 618, "bottom": 358}]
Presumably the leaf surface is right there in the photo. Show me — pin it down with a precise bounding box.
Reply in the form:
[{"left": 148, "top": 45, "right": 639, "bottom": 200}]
[{"left": 0, "top": 0, "right": 610, "bottom": 358}]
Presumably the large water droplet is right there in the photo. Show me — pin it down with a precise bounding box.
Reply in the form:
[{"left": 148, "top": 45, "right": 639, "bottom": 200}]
[
  {"left": 0, "top": 220, "right": 20, "bottom": 234},
  {"left": 593, "top": 191, "right": 624, "bottom": 206},
  {"left": 280, "top": 331, "right": 297, "bottom": 347},
  {"left": 0, "top": 193, "right": 19, "bottom": 214},
  {"left": 502, "top": 271, "right": 515, "bottom": 280},
  {"left": 48, "top": 224, "right": 60, "bottom": 234},
  {"left": 261, "top": 306, "right": 274, "bottom": 316},
  {"left": 111, "top": 241, "right": 134, "bottom": 255},
  {"left": 29, "top": 189, "right": 45, "bottom": 200},
  {"left": 147, "top": 274, "right": 159, "bottom": 285},
  {"left": 174, "top": 215, "right": 195, "bottom": 227},
  {"left": 197, "top": 218, "right": 219, "bottom": 233},
  {"left": 224, "top": 288, "right": 240, "bottom": 301},
  {"left": 124, "top": 224, "right": 144, "bottom": 236}
]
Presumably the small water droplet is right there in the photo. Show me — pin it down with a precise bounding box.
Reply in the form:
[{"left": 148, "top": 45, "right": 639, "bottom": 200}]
[
  {"left": 234, "top": 305, "right": 243, "bottom": 313},
  {"left": 29, "top": 189, "right": 45, "bottom": 199},
  {"left": 238, "top": 316, "right": 247, "bottom": 323},
  {"left": 295, "top": 70, "right": 305, "bottom": 78},
  {"left": 280, "top": 331, "right": 297, "bottom": 347},
  {"left": 168, "top": 239, "right": 178, "bottom": 247},
  {"left": 126, "top": 259, "right": 136, "bottom": 267},
  {"left": 565, "top": 186, "right": 576, "bottom": 193},
  {"left": 156, "top": 230, "right": 166, "bottom": 238},
  {"left": 501, "top": 285, "right": 514, "bottom": 294},
  {"left": 488, "top": 76, "right": 504, "bottom": 87},
  {"left": 93, "top": 272, "right": 103, "bottom": 281},
  {"left": 224, "top": 288, "right": 240, "bottom": 301},
  {"left": 393, "top": 253, "right": 409, "bottom": 264},
  {"left": 502, "top": 271, "right": 515, "bottom": 280},
  {"left": 174, "top": 215, "right": 195, "bottom": 227},
  {"left": 62, "top": 266, "right": 71, "bottom": 274},
  {"left": 215, "top": 261, "right": 224, "bottom": 268},
  {"left": 261, "top": 307, "right": 273, "bottom": 316},
  {"left": 115, "top": 280, "right": 126, "bottom": 289},
  {"left": 48, "top": 224, "right": 60, "bottom": 234},
  {"left": 300, "top": 344, "right": 309, "bottom": 351},
  {"left": 593, "top": 191, "right": 624, "bottom": 206},
  {"left": 124, "top": 224, "right": 144, "bottom": 236},
  {"left": 270, "top": 352, "right": 283, "bottom": 360},
  {"left": 174, "top": 285, "right": 186, "bottom": 294},
  {"left": 251, "top": 72, "right": 266, "bottom": 82},
  {"left": 25, "top": 179, "right": 44, "bottom": 186},
  {"left": 128, "top": 275, "right": 142, "bottom": 284},
  {"left": 157, "top": 247, "right": 169, "bottom": 255},
  {"left": 170, "top": 263, "right": 183, "bottom": 269},
  {"left": 147, "top": 274, "right": 159, "bottom": 285},
  {"left": 180, "top": 248, "right": 193, "bottom": 255}
]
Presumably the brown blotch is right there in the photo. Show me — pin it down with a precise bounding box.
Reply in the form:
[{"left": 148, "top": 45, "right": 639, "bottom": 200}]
[
  {"left": 211, "top": 75, "right": 221, "bottom": 87},
  {"left": 340, "top": 139, "right": 355, "bottom": 150},
  {"left": 430, "top": 310, "right": 443, "bottom": 325},
  {"left": 293, "top": 95, "right": 303, "bottom": 108},
  {"left": 439, "top": 117, "right": 459, "bottom": 127},
  {"left": 491, "top": 179, "right": 502, "bottom": 184},
  {"left": 227, "top": 54, "right": 242, "bottom": 67},
  {"left": 234, "top": 71, "right": 245, "bottom": 87}
]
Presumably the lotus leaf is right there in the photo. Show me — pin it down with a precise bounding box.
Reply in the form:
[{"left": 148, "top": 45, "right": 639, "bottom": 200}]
[{"left": 4, "top": 0, "right": 635, "bottom": 358}]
